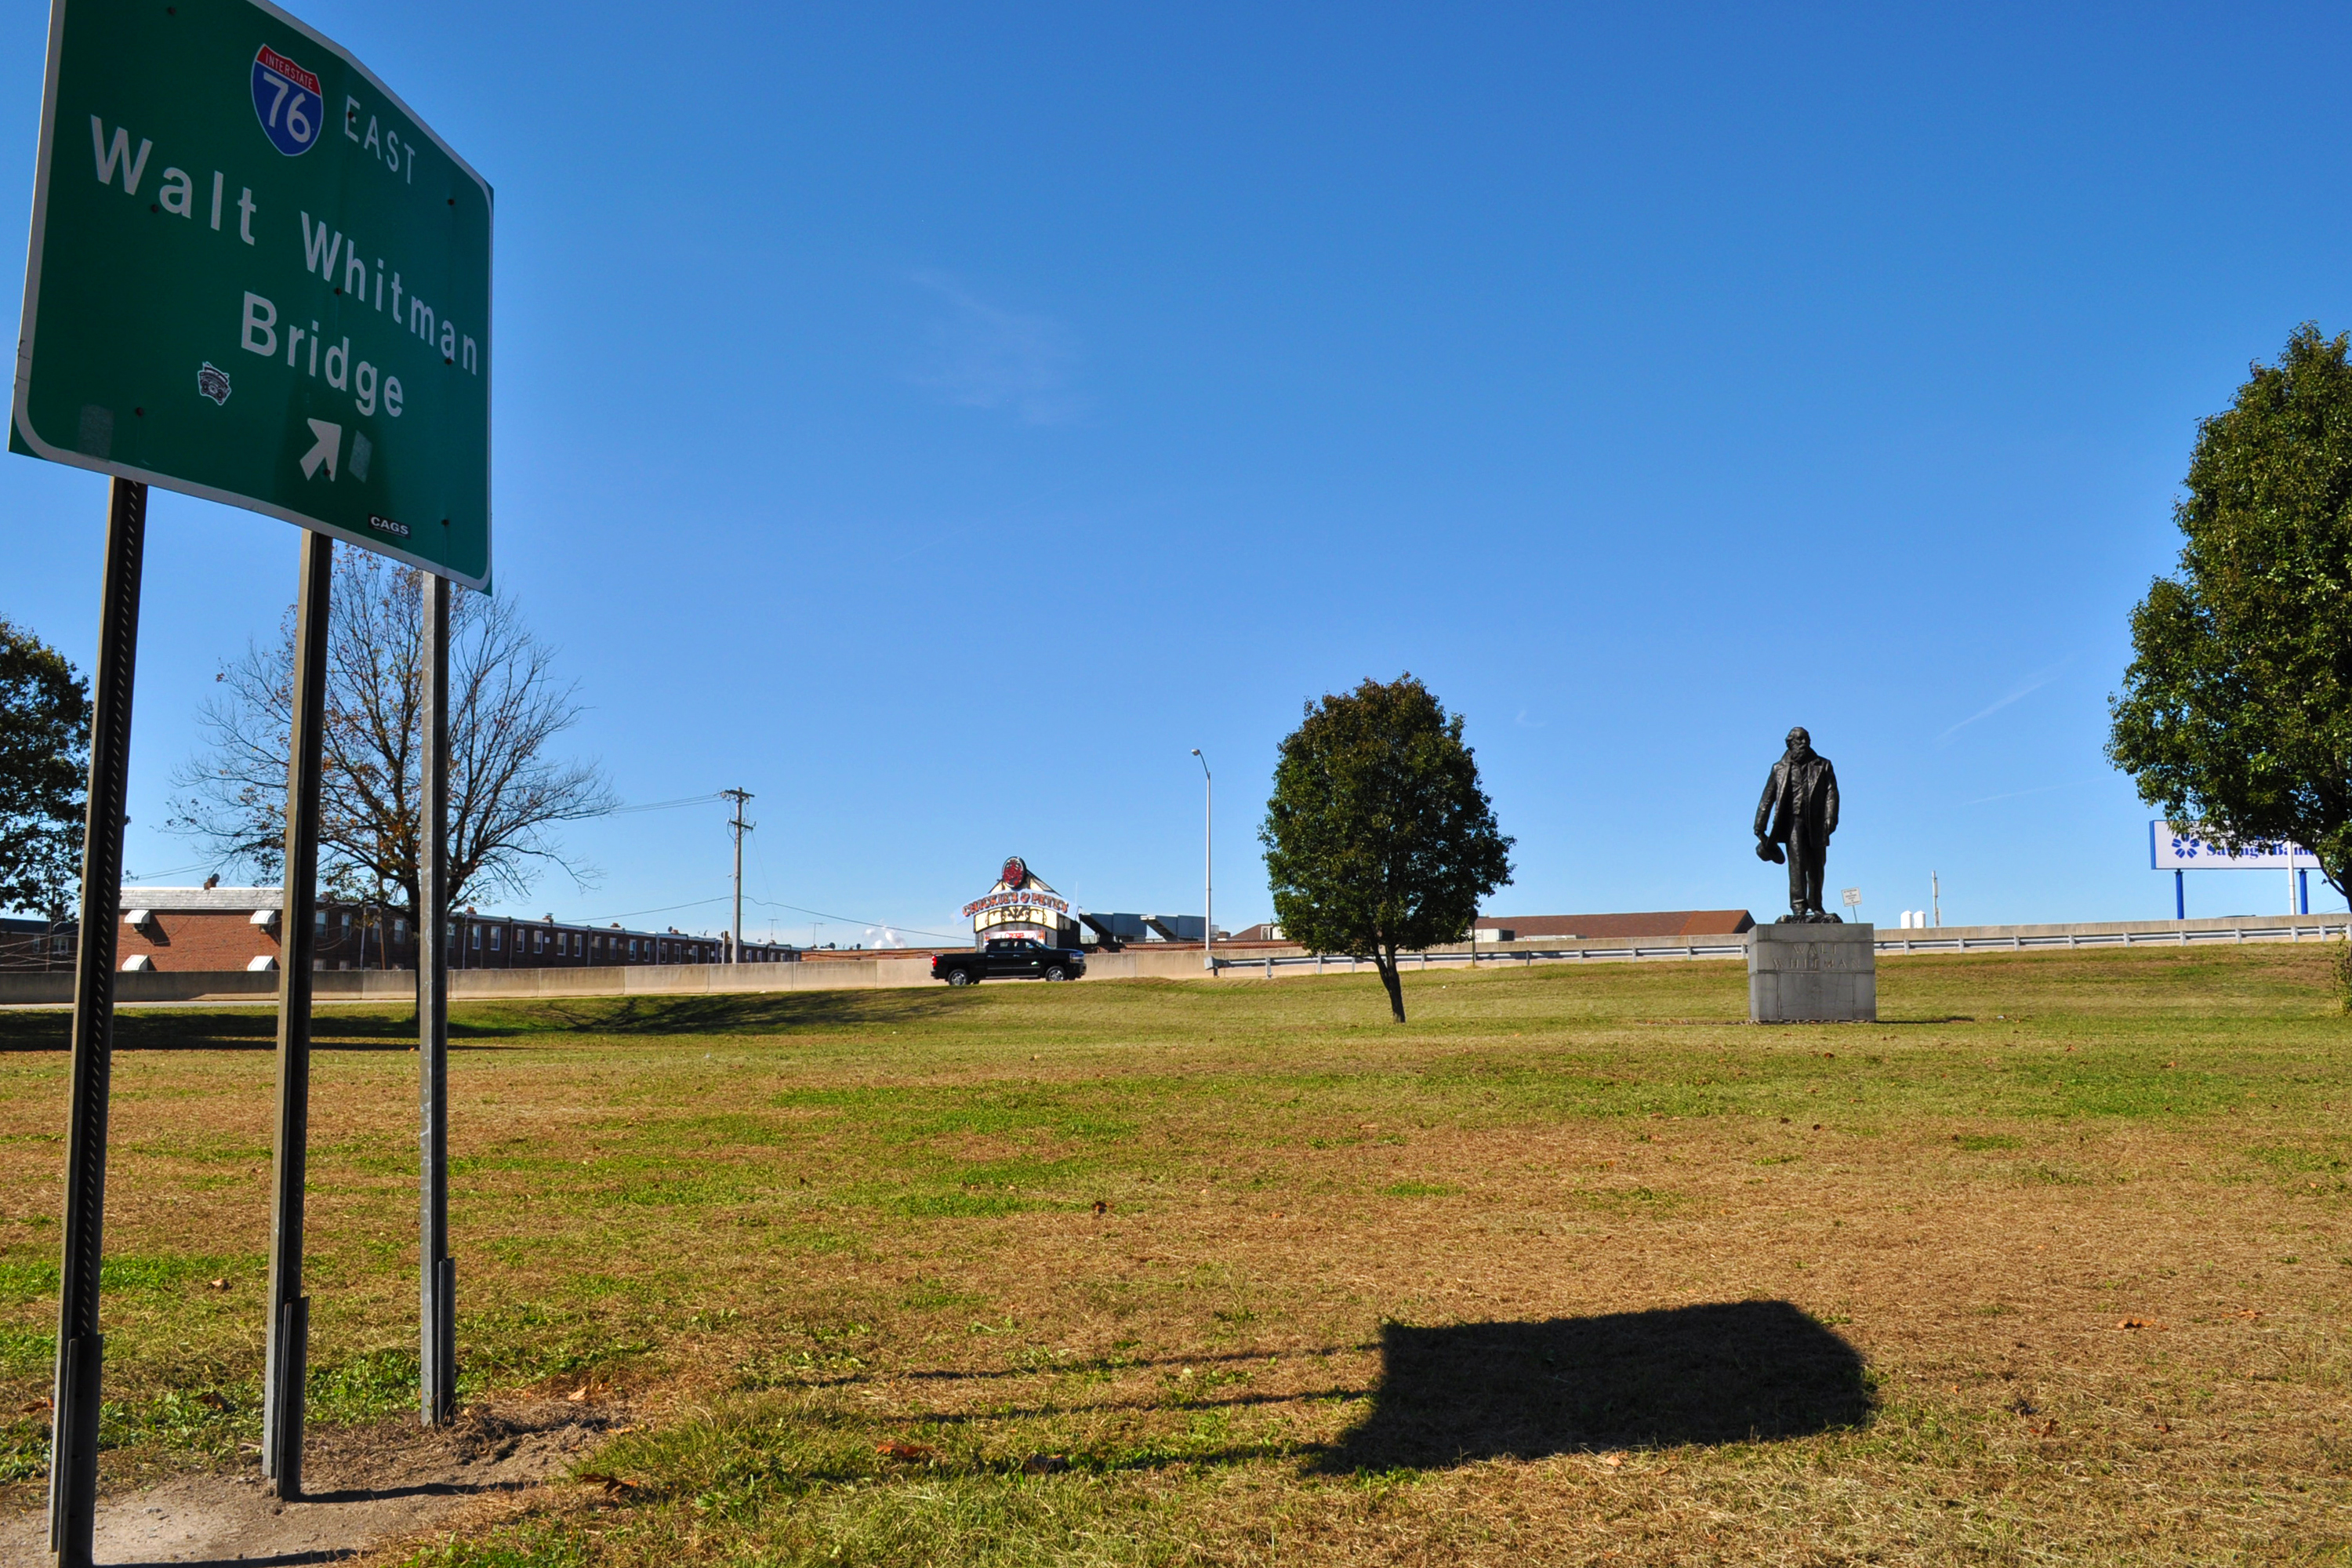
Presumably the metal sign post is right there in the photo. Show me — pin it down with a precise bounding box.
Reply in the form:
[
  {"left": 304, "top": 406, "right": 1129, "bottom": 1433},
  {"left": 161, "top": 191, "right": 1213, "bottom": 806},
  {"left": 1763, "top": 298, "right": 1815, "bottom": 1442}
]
[
  {"left": 261, "top": 531, "right": 331, "bottom": 1495},
  {"left": 46, "top": 478, "right": 143, "bottom": 1568},
  {"left": 13, "top": 0, "right": 492, "bottom": 1538},
  {"left": 418, "top": 573, "right": 454, "bottom": 1424}
]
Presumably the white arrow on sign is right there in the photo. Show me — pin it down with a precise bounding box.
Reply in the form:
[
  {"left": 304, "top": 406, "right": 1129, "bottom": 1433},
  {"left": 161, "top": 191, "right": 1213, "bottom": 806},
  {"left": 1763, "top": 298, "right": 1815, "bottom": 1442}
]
[{"left": 299, "top": 419, "right": 342, "bottom": 481}]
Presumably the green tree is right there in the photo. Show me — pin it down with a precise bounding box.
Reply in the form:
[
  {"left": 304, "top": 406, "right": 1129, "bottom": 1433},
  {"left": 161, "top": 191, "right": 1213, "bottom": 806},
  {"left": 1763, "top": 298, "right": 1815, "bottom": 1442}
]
[
  {"left": 1260, "top": 675, "right": 1513, "bottom": 1022},
  {"left": 2109, "top": 323, "right": 2352, "bottom": 906},
  {"left": 0, "top": 617, "right": 91, "bottom": 918}
]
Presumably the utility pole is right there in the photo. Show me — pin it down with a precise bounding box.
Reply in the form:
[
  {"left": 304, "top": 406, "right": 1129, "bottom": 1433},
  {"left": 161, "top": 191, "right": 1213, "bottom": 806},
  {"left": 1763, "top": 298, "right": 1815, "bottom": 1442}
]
[
  {"left": 1191, "top": 751, "right": 1212, "bottom": 972},
  {"left": 721, "top": 789, "right": 753, "bottom": 963},
  {"left": 1931, "top": 872, "right": 1941, "bottom": 929}
]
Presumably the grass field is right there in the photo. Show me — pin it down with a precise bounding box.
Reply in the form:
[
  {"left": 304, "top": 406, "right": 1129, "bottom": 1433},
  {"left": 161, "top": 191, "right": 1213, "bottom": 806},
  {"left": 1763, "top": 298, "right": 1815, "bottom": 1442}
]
[{"left": 0, "top": 944, "right": 2349, "bottom": 1565}]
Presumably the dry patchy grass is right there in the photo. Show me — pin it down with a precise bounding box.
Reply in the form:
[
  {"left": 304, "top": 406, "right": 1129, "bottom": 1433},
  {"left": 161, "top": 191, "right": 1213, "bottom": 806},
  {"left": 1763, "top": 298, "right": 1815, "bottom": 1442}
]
[{"left": 0, "top": 944, "right": 2347, "bottom": 1563}]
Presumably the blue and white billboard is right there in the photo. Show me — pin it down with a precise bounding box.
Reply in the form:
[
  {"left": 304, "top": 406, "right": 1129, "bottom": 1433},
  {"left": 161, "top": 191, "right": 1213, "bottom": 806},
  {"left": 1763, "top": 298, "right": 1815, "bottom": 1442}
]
[{"left": 2151, "top": 822, "right": 2315, "bottom": 870}]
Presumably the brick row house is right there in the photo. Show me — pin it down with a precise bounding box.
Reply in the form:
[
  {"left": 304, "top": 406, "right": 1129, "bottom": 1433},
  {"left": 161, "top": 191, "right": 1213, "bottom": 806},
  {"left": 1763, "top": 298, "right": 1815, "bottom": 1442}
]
[
  {"left": 0, "top": 887, "right": 797, "bottom": 972},
  {"left": 0, "top": 916, "right": 74, "bottom": 971}
]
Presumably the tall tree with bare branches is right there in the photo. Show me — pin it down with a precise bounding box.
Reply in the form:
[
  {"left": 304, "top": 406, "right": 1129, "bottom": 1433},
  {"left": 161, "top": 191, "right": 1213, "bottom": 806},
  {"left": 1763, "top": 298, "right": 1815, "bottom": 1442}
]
[{"left": 170, "top": 552, "right": 615, "bottom": 915}]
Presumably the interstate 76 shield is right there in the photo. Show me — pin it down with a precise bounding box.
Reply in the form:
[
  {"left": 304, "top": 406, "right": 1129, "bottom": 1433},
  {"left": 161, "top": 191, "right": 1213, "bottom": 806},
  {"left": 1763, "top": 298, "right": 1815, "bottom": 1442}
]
[
  {"left": 13, "top": 0, "right": 493, "bottom": 586},
  {"left": 250, "top": 43, "right": 324, "bottom": 158}
]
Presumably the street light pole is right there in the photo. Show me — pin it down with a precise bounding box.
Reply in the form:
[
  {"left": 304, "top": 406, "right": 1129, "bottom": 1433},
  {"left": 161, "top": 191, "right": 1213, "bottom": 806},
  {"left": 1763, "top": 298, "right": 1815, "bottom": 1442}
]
[
  {"left": 1191, "top": 750, "right": 1211, "bottom": 972},
  {"left": 720, "top": 789, "right": 753, "bottom": 964}
]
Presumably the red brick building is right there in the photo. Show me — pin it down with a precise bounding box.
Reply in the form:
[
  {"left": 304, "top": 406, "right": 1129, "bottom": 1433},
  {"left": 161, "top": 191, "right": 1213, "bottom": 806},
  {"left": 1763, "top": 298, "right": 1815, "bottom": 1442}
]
[
  {"left": 1471, "top": 909, "right": 1755, "bottom": 942},
  {"left": 0, "top": 916, "right": 74, "bottom": 971}
]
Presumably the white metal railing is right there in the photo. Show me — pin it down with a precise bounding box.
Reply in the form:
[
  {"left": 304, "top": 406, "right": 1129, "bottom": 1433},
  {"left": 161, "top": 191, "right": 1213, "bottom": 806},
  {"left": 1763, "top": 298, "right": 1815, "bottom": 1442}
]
[
  {"left": 1206, "top": 919, "right": 2350, "bottom": 977},
  {"left": 1210, "top": 942, "right": 1748, "bottom": 976},
  {"left": 1875, "top": 920, "right": 2348, "bottom": 955}
]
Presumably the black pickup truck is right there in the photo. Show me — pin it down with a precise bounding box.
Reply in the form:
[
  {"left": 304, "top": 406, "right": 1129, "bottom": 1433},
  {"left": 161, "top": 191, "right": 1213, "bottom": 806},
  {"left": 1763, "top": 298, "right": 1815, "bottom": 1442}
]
[{"left": 931, "top": 938, "right": 1087, "bottom": 985}]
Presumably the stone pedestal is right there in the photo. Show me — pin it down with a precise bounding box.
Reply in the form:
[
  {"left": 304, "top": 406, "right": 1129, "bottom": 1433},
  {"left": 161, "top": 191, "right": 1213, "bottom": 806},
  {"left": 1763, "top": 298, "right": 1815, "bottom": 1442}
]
[{"left": 1748, "top": 923, "right": 1875, "bottom": 1022}]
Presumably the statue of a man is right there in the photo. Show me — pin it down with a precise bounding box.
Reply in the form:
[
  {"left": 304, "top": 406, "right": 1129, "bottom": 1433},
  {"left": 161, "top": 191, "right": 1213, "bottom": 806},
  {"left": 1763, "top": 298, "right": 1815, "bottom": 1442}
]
[{"left": 1754, "top": 727, "right": 1840, "bottom": 924}]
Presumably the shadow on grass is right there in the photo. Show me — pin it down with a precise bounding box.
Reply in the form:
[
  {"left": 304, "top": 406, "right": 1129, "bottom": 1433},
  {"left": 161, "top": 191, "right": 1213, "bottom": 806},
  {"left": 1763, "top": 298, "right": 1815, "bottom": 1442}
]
[
  {"left": 1314, "top": 1300, "right": 1872, "bottom": 1470},
  {"left": 0, "top": 986, "right": 989, "bottom": 1051},
  {"left": 0, "top": 1008, "right": 428, "bottom": 1052},
  {"left": 516, "top": 988, "right": 983, "bottom": 1038}
]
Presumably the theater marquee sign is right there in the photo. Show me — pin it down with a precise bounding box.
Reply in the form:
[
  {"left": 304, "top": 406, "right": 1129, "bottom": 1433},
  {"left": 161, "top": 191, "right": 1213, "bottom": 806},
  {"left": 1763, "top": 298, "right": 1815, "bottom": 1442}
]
[{"left": 964, "top": 856, "right": 1077, "bottom": 942}]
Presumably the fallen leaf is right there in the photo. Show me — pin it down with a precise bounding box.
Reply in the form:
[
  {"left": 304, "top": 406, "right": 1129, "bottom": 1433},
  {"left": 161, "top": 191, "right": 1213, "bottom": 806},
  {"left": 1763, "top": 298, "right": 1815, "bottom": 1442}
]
[
  {"left": 1812, "top": 1123, "right": 1822, "bottom": 1131},
  {"left": 877, "top": 1440, "right": 935, "bottom": 1462},
  {"left": 20, "top": 1399, "right": 49, "bottom": 1415},
  {"left": 196, "top": 1392, "right": 230, "bottom": 1410},
  {"left": 2154, "top": 1418, "right": 2172, "bottom": 1432},
  {"left": 565, "top": 1384, "right": 592, "bottom": 1403},
  {"left": 2235, "top": 1309, "right": 2264, "bottom": 1320},
  {"left": 1601, "top": 1452, "right": 1624, "bottom": 1468},
  {"left": 205, "top": 1278, "right": 229, "bottom": 1291},
  {"left": 1022, "top": 1453, "right": 1071, "bottom": 1475},
  {"left": 1091, "top": 1200, "right": 1107, "bottom": 1215},
  {"left": 576, "top": 1470, "right": 641, "bottom": 1497},
  {"left": 2117, "top": 1318, "right": 2158, "bottom": 1330}
]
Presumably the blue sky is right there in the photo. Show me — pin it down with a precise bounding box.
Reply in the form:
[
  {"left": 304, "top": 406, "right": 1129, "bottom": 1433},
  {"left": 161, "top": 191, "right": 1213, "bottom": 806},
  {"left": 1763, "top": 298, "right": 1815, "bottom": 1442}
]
[{"left": 7, "top": 2, "right": 2348, "bottom": 941}]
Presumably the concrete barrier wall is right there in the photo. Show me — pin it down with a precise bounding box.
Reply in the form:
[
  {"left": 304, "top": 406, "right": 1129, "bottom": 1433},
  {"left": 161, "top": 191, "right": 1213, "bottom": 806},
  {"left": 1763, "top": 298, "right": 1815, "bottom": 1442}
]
[
  {"left": 4, "top": 913, "right": 2343, "bottom": 1008},
  {"left": 0, "top": 946, "right": 1295, "bottom": 1007}
]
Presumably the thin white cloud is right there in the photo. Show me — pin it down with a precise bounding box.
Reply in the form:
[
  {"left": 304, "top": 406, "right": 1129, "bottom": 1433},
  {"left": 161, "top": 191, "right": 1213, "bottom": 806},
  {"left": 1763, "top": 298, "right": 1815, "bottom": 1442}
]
[
  {"left": 907, "top": 270, "right": 1087, "bottom": 426},
  {"left": 1515, "top": 709, "right": 1545, "bottom": 728},
  {"left": 1962, "top": 779, "right": 2102, "bottom": 807},
  {"left": 1936, "top": 657, "right": 2072, "bottom": 745}
]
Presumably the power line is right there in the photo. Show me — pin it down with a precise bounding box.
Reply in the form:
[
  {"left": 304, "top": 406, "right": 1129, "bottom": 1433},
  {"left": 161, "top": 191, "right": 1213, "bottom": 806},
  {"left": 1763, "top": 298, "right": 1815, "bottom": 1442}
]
[
  {"left": 745, "top": 895, "right": 961, "bottom": 942},
  {"left": 122, "top": 861, "right": 222, "bottom": 883},
  {"left": 579, "top": 895, "right": 729, "bottom": 923},
  {"left": 585, "top": 803, "right": 964, "bottom": 943},
  {"left": 597, "top": 792, "right": 728, "bottom": 817}
]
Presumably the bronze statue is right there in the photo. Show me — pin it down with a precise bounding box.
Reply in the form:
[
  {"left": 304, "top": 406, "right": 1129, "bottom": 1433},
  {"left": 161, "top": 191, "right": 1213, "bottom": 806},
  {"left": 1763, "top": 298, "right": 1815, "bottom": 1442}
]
[{"left": 1754, "top": 727, "right": 1840, "bottom": 923}]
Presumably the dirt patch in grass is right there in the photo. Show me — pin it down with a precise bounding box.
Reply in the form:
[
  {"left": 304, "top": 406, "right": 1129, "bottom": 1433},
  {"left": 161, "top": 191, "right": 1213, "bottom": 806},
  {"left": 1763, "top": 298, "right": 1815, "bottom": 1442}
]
[
  {"left": 0, "top": 1396, "right": 621, "bottom": 1564},
  {"left": 0, "top": 944, "right": 2347, "bottom": 1563}
]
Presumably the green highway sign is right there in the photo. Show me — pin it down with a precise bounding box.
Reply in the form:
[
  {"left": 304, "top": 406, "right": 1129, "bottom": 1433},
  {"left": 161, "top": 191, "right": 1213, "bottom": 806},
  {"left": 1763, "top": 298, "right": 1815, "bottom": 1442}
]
[{"left": 14, "top": 0, "right": 492, "bottom": 586}]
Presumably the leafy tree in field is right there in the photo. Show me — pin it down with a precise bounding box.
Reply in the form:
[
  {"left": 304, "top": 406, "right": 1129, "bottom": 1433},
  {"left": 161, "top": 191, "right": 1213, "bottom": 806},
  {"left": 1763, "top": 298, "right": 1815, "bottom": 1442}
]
[
  {"left": 1261, "top": 674, "right": 1513, "bottom": 1023},
  {"left": 0, "top": 618, "right": 90, "bottom": 919},
  {"left": 170, "top": 551, "right": 615, "bottom": 916},
  {"left": 2109, "top": 325, "right": 2352, "bottom": 918}
]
